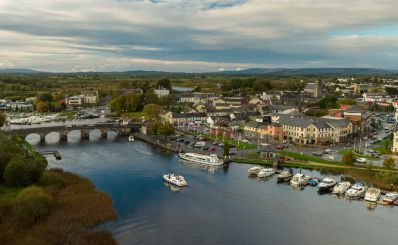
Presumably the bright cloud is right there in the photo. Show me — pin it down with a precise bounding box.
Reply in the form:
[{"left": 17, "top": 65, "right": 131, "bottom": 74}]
[{"left": 0, "top": 0, "right": 398, "bottom": 71}]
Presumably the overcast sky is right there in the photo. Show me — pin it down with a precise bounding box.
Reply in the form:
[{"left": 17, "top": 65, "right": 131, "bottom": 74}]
[{"left": 1, "top": 0, "right": 398, "bottom": 72}]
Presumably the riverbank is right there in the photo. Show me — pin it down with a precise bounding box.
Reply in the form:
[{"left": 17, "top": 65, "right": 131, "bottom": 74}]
[
  {"left": 0, "top": 168, "right": 117, "bottom": 245},
  {"left": 233, "top": 153, "right": 398, "bottom": 192}
]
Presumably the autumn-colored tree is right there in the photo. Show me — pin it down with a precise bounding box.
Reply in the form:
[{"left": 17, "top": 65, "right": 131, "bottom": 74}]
[
  {"left": 143, "top": 104, "right": 163, "bottom": 122},
  {"left": 342, "top": 150, "right": 354, "bottom": 164},
  {"left": 383, "top": 158, "right": 395, "bottom": 169},
  {"left": 36, "top": 101, "right": 49, "bottom": 113}
]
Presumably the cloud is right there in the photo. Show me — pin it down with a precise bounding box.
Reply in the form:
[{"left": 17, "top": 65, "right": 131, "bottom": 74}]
[{"left": 0, "top": 0, "right": 398, "bottom": 71}]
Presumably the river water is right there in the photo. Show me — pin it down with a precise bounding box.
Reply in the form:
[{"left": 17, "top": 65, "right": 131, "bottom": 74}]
[{"left": 34, "top": 138, "right": 397, "bottom": 245}]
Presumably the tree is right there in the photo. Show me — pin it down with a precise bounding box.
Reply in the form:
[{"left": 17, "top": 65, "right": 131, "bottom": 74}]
[
  {"left": 14, "top": 186, "right": 53, "bottom": 226},
  {"left": 36, "top": 101, "right": 49, "bottom": 113},
  {"left": 223, "top": 142, "right": 230, "bottom": 156},
  {"left": 144, "top": 92, "right": 160, "bottom": 105},
  {"left": 383, "top": 158, "right": 395, "bottom": 169},
  {"left": 342, "top": 150, "right": 354, "bottom": 164},
  {"left": 109, "top": 96, "right": 126, "bottom": 112},
  {"left": 384, "top": 139, "right": 392, "bottom": 152},
  {"left": 143, "top": 104, "right": 163, "bottom": 122},
  {"left": 157, "top": 124, "right": 175, "bottom": 138},
  {"left": 0, "top": 112, "right": 6, "bottom": 128},
  {"left": 156, "top": 78, "right": 171, "bottom": 90},
  {"left": 3, "top": 155, "right": 47, "bottom": 187}
]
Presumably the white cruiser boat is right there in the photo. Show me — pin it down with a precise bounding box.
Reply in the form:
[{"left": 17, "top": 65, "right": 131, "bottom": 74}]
[
  {"left": 382, "top": 192, "right": 398, "bottom": 205},
  {"left": 346, "top": 183, "right": 367, "bottom": 199},
  {"left": 332, "top": 181, "right": 351, "bottom": 195},
  {"left": 277, "top": 171, "right": 293, "bottom": 183},
  {"left": 318, "top": 177, "right": 337, "bottom": 193},
  {"left": 257, "top": 168, "right": 275, "bottom": 178},
  {"left": 163, "top": 174, "right": 188, "bottom": 187},
  {"left": 128, "top": 135, "right": 135, "bottom": 142},
  {"left": 364, "top": 188, "right": 381, "bottom": 202},
  {"left": 248, "top": 166, "right": 263, "bottom": 177},
  {"left": 179, "top": 153, "right": 224, "bottom": 166},
  {"left": 290, "top": 173, "right": 311, "bottom": 187}
]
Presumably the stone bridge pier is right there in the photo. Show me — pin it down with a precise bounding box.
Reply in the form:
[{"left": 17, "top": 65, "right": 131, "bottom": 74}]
[
  {"left": 100, "top": 128, "right": 108, "bottom": 138},
  {"left": 81, "top": 129, "right": 90, "bottom": 140},
  {"left": 59, "top": 131, "right": 68, "bottom": 141}
]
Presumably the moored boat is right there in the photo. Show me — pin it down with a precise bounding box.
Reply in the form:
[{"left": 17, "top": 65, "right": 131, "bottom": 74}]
[
  {"left": 128, "top": 135, "right": 135, "bottom": 142},
  {"left": 248, "top": 166, "right": 263, "bottom": 177},
  {"left": 308, "top": 178, "right": 318, "bottom": 187},
  {"left": 364, "top": 188, "right": 381, "bottom": 202},
  {"left": 163, "top": 174, "right": 188, "bottom": 187},
  {"left": 345, "top": 183, "right": 367, "bottom": 199},
  {"left": 257, "top": 168, "right": 275, "bottom": 178},
  {"left": 318, "top": 177, "right": 337, "bottom": 194},
  {"left": 332, "top": 181, "right": 351, "bottom": 195},
  {"left": 290, "top": 173, "right": 311, "bottom": 187},
  {"left": 179, "top": 152, "right": 224, "bottom": 166},
  {"left": 382, "top": 192, "right": 398, "bottom": 205},
  {"left": 277, "top": 170, "right": 293, "bottom": 183}
]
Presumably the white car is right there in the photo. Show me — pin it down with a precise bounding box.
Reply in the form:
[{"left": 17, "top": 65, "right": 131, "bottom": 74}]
[
  {"left": 356, "top": 158, "right": 367, "bottom": 163},
  {"left": 242, "top": 139, "right": 249, "bottom": 143},
  {"left": 261, "top": 142, "right": 270, "bottom": 146}
]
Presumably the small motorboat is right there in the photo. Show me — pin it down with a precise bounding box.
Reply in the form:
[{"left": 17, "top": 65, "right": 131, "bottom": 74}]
[
  {"left": 364, "top": 188, "right": 381, "bottom": 202},
  {"left": 308, "top": 179, "right": 319, "bottom": 187},
  {"left": 277, "top": 170, "right": 293, "bottom": 183},
  {"left": 332, "top": 181, "right": 351, "bottom": 195},
  {"left": 248, "top": 166, "right": 263, "bottom": 177},
  {"left": 346, "top": 183, "right": 367, "bottom": 199},
  {"left": 257, "top": 168, "right": 275, "bottom": 178},
  {"left": 128, "top": 135, "right": 135, "bottom": 142},
  {"left": 163, "top": 174, "right": 188, "bottom": 187},
  {"left": 290, "top": 173, "right": 311, "bottom": 187},
  {"left": 382, "top": 192, "right": 398, "bottom": 205},
  {"left": 318, "top": 177, "right": 337, "bottom": 194}
]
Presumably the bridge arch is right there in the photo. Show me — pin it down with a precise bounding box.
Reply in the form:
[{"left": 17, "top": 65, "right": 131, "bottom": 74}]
[{"left": 45, "top": 132, "right": 60, "bottom": 144}]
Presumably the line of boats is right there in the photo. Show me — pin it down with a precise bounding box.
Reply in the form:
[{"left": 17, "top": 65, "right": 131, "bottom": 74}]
[
  {"left": 9, "top": 115, "right": 65, "bottom": 125},
  {"left": 248, "top": 166, "right": 398, "bottom": 206}
]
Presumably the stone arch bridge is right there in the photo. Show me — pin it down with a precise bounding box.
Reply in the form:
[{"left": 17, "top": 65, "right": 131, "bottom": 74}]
[{"left": 7, "top": 123, "right": 142, "bottom": 143}]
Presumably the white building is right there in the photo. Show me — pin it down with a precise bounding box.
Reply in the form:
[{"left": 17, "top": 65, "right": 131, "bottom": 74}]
[
  {"left": 154, "top": 87, "right": 170, "bottom": 98},
  {"left": 393, "top": 131, "right": 398, "bottom": 153}
]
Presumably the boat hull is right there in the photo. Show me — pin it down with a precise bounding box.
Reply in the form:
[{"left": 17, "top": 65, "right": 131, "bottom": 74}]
[{"left": 179, "top": 153, "right": 224, "bottom": 166}]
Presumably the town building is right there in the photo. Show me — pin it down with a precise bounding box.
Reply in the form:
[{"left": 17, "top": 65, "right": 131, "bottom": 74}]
[
  {"left": 304, "top": 80, "right": 322, "bottom": 97},
  {"left": 154, "top": 87, "right": 170, "bottom": 98}
]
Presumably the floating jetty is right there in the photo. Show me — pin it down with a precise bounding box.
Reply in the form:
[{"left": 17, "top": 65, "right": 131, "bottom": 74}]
[{"left": 39, "top": 150, "right": 62, "bottom": 160}]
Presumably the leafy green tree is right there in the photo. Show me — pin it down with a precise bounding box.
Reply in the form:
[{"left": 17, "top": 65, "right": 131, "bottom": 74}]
[
  {"left": 109, "top": 96, "right": 126, "bottom": 112},
  {"left": 383, "top": 158, "right": 395, "bottom": 169},
  {"left": 14, "top": 186, "right": 53, "bottom": 226},
  {"left": 3, "top": 156, "right": 47, "bottom": 187},
  {"left": 143, "top": 104, "right": 163, "bottom": 122},
  {"left": 0, "top": 112, "right": 6, "bottom": 128},
  {"left": 157, "top": 124, "right": 175, "bottom": 138},
  {"left": 384, "top": 139, "right": 392, "bottom": 152},
  {"left": 342, "top": 150, "right": 354, "bottom": 164},
  {"left": 156, "top": 78, "right": 172, "bottom": 90},
  {"left": 223, "top": 142, "right": 230, "bottom": 156},
  {"left": 144, "top": 92, "right": 160, "bottom": 105}
]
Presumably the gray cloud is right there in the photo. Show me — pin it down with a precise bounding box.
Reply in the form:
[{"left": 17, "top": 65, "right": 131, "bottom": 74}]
[{"left": 0, "top": 0, "right": 398, "bottom": 71}]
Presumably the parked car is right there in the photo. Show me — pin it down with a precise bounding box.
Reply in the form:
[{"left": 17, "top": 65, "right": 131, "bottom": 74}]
[
  {"left": 203, "top": 146, "right": 210, "bottom": 150},
  {"left": 313, "top": 151, "right": 323, "bottom": 157},
  {"left": 242, "top": 139, "right": 249, "bottom": 143},
  {"left": 356, "top": 158, "right": 367, "bottom": 163},
  {"left": 208, "top": 147, "right": 216, "bottom": 152},
  {"left": 276, "top": 145, "right": 284, "bottom": 150},
  {"left": 213, "top": 141, "right": 220, "bottom": 145},
  {"left": 176, "top": 138, "right": 185, "bottom": 142},
  {"left": 219, "top": 143, "right": 225, "bottom": 147},
  {"left": 324, "top": 148, "right": 333, "bottom": 154},
  {"left": 183, "top": 140, "right": 190, "bottom": 145},
  {"left": 261, "top": 142, "right": 270, "bottom": 146}
]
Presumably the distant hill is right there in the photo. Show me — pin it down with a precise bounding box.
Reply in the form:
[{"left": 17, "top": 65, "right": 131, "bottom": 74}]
[
  {"left": 0, "top": 68, "right": 43, "bottom": 74},
  {"left": 0, "top": 67, "right": 397, "bottom": 76},
  {"left": 215, "top": 68, "right": 398, "bottom": 76}
]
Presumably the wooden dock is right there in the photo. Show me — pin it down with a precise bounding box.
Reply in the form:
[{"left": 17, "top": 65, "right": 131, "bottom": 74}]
[{"left": 39, "top": 150, "right": 62, "bottom": 160}]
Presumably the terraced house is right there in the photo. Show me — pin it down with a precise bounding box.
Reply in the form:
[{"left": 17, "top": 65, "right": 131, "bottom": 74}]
[{"left": 274, "top": 114, "right": 353, "bottom": 145}]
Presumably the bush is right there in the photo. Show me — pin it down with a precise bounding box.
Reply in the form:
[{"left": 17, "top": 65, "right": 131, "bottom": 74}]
[
  {"left": 383, "top": 158, "right": 396, "bottom": 169},
  {"left": 14, "top": 186, "right": 53, "bottom": 225},
  {"left": 342, "top": 150, "right": 354, "bottom": 164},
  {"left": 39, "top": 171, "right": 65, "bottom": 188},
  {"left": 3, "top": 156, "right": 48, "bottom": 187}
]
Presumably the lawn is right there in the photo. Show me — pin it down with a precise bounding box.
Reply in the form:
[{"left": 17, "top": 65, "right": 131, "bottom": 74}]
[
  {"left": 339, "top": 149, "right": 379, "bottom": 160},
  {"left": 205, "top": 134, "right": 257, "bottom": 150},
  {"left": 279, "top": 151, "right": 342, "bottom": 165}
]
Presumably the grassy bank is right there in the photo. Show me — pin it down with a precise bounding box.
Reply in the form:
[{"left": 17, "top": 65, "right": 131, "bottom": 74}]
[
  {"left": 0, "top": 169, "right": 117, "bottom": 245},
  {"left": 339, "top": 149, "right": 378, "bottom": 160},
  {"left": 279, "top": 151, "right": 342, "bottom": 165}
]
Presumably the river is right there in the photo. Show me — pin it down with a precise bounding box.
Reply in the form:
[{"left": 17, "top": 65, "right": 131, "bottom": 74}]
[{"left": 34, "top": 138, "right": 397, "bottom": 245}]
